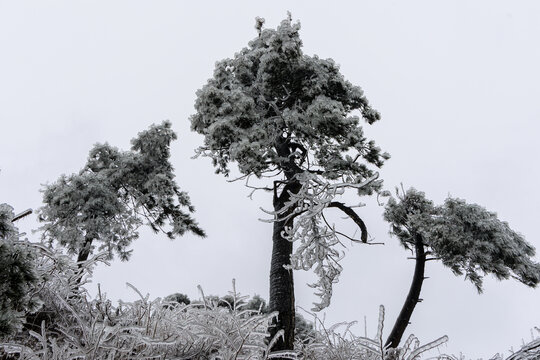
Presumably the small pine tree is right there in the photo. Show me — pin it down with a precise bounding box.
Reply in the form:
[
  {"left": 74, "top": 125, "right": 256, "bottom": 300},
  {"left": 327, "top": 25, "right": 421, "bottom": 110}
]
[{"left": 38, "top": 121, "right": 204, "bottom": 266}]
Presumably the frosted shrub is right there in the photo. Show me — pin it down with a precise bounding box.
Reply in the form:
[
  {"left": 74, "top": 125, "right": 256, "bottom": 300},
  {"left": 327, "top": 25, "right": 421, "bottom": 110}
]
[
  {"left": 504, "top": 328, "right": 540, "bottom": 360},
  {"left": 2, "top": 255, "right": 280, "bottom": 359},
  {"left": 0, "top": 242, "right": 450, "bottom": 359},
  {"left": 296, "top": 306, "right": 448, "bottom": 360}
]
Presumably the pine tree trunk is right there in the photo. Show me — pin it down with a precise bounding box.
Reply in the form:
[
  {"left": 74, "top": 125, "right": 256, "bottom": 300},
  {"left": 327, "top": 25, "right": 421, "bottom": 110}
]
[
  {"left": 268, "top": 139, "right": 303, "bottom": 353},
  {"left": 268, "top": 214, "right": 295, "bottom": 351},
  {"left": 75, "top": 236, "right": 93, "bottom": 284},
  {"left": 77, "top": 236, "right": 93, "bottom": 264},
  {"left": 385, "top": 234, "right": 426, "bottom": 349},
  {"left": 268, "top": 178, "right": 301, "bottom": 353}
]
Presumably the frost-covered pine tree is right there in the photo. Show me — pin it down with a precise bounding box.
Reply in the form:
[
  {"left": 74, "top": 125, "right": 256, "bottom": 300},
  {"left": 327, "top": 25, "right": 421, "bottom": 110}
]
[
  {"left": 191, "top": 15, "right": 389, "bottom": 351},
  {"left": 38, "top": 121, "right": 204, "bottom": 268},
  {"left": 383, "top": 188, "right": 540, "bottom": 349}
]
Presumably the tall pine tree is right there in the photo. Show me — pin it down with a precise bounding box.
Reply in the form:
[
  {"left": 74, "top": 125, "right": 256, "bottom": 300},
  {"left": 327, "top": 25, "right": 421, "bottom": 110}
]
[{"left": 191, "top": 16, "right": 389, "bottom": 351}]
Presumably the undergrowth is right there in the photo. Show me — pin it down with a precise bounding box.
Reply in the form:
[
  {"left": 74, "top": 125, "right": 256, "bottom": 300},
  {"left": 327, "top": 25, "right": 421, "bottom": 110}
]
[{"left": 0, "top": 240, "right": 455, "bottom": 359}]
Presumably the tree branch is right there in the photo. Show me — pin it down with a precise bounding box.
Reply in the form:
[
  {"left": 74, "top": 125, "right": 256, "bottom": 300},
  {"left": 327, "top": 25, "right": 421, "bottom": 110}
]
[
  {"left": 327, "top": 202, "right": 368, "bottom": 243},
  {"left": 320, "top": 213, "right": 348, "bottom": 246},
  {"left": 12, "top": 209, "right": 32, "bottom": 222},
  {"left": 321, "top": 213, "right": 363, "bottom": 245}
]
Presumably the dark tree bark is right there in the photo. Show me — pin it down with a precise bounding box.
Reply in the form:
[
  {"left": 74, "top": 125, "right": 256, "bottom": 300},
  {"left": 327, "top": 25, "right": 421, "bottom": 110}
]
[
  {"left": 268, "top": 210, "right": 295, "bottom": 351},
  {"left": 75, "top": 236, "right": 93, "bottom": 285},
  {"left": 328, "top": 202, "right": 368, "bottom": 243},
  {"left": 268, "top": 178, "right": 302, "bottom": 352},
  {"left": 76, "top": 236, "right": 93, "bottom": 264},
  {"left": 12, "top": 209, "right": 32, "bottom": 222},
  {"left": 385, "top": 234, "right": 426, "bottom": 349},
  {"left": 268, "top": 140, "right": 302, "bottom": 352}
]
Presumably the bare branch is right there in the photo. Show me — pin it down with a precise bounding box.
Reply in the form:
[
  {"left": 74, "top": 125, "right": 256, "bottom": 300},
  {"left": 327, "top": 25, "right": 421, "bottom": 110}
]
[
  {"left": 226, "top": 173, "right": 251, "bottom": 183},
  {"left": 327, "top": 202, "right": 368, "bottom": 243},
  {"left": 12, "top": 208, "right": 32, "bottom": 222},
  {"left": 321, "top": 213, "right": 362, "bottom": 245}
]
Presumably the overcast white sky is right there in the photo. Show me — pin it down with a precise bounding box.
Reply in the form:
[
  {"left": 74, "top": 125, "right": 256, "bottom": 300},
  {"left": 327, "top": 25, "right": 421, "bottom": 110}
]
[{"left": 1, "top": 1, "right": 540, "bottom": 358}]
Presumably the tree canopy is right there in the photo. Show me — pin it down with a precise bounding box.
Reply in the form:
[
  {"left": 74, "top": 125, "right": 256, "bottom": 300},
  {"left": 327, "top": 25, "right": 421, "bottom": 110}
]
[
  {"left": 191, "top": 15, "right": 388, "bottom": 183},
  {"left": 385, "top": 188, "right": 540, "bottom": 291},
  {"left": 38, "top": 121, "right": 204, "bottom": 263}
]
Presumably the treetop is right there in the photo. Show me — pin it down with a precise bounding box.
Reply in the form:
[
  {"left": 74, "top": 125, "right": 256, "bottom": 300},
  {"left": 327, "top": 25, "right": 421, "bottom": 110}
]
[
  {"left": 384, "top": 188, "right": 540, "bottom": 292},
  {"left": 191, "top": 16, "right": 388, "bottom": 182}
]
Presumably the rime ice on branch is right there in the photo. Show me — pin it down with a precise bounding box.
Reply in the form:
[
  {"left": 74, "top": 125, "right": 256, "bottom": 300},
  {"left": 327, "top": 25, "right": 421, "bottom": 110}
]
[{"left": 261, "top": 171, "right": 382, "bottom": 311}]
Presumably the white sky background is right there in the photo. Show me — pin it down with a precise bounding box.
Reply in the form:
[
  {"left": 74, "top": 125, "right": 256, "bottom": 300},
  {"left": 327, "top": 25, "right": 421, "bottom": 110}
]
[{"left": 1, "top": 1, "right": 539, "bottom": 358}]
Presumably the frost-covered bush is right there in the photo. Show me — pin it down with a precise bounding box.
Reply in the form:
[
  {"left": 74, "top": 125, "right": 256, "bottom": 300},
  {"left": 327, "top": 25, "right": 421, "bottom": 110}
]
[
  {"left": 0, "top": 241, "right": 451, "bottom": 360},
  {"left": 1, "top": 249, "right": 281, "bottom": 360},
  {"left": 295, "top": 306, "right": 448, "bottom": 360}
]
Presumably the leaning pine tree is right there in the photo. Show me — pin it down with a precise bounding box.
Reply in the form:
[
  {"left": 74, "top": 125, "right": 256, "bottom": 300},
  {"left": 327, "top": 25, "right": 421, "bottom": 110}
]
[
  {"left": 191, "top": 15, "right": 389, "bottom": 351},
  {"left": 383, "top": 188, "right": 540, "bottom": 349}
]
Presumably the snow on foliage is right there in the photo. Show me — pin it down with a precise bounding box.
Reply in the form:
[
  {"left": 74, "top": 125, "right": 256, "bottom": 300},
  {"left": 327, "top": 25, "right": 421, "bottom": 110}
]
[
  {"left": 296, "top": 305, "right": 449, "bottom": 360},
  {"left": 191, "top": 16, "right": 387, "bottom": 179}
]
